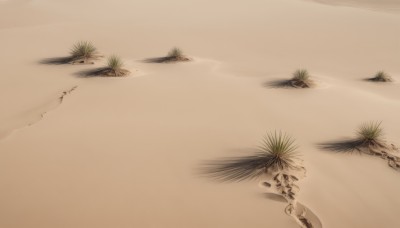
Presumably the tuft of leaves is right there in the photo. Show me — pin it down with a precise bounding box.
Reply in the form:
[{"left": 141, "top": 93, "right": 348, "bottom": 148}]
[
  {"left": 107, "top": 55, "right": 123, "bottom": 71},
  {"left": 292, "top": 69, "right": 310, "bottom": 82},
  {"left": 167, "top": 47, "right": 183, "bottom": 58},
  {"left": 371, "top": 71, "right": 392, "bottom": 82},
  {"left": 357, "top": 121, "right": 383, "bottom": 143},
  {"left": 202, "top": 131, "right": 301, "bottom": 182},
  {"left": 259, "top": 131, "right": 299, "bottom": 172},
  {"left": 70, "top": 41, "right": 97, "bottom": 59}
]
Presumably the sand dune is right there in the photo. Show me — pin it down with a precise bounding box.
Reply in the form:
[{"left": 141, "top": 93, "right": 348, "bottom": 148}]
[
  {"left": 307, "top": 0, "right": 400, "bottom": 13},
  {"left": 0, "top": 0, "right": 400, "bottom": 227}
]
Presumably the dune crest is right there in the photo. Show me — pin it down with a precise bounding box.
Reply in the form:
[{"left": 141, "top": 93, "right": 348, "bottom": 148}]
[{"left": 305, "top": 0, "right": 400, "bottom": 13}]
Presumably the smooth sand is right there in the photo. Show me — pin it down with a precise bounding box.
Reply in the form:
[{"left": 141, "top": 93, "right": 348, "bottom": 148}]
[{"left": 0, "top": 0, "right": 400, "bottom": 227}]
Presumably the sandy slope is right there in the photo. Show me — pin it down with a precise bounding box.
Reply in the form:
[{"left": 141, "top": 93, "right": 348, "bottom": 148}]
[
  {"left": 0, "top": 0, "right": 400, "bottom": 227},
  {"left": 307, "top": 0, "right": 400, "bottom": 13}
]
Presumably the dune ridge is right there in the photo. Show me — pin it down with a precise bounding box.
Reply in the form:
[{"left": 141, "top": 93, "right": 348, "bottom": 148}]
[{"left": 306, "top": 0, "right": 400, "bottom": 13}]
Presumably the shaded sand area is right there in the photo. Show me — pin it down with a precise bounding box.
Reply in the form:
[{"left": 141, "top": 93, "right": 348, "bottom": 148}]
[{"left": 0, "top": 0, "right": 400, "bottom": 227}]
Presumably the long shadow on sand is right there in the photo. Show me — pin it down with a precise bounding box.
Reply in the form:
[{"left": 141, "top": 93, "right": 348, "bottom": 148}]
[
  {"left": 263, "top": 79, "right": 290, "bottom": 88},
  {"left": 142, "top": 56, "right": 191, "bottom": 63},
  {"left": 317, "top": 139, "right": 364, "bottom": 153},
  {"left": 75, "top": 67, "right": 130, "bottom": 78},
  {"left": 142, "top": 57, "right": 173, "bottom": 63},
  {"left": 200, "top": 153, "right": 270, "bottom": 182},
  {"left": 39, "top": 56, "right": 75, "bottom": 65},
  {"left": 75, "top": 67, "right": 110, "bottom": 78}
]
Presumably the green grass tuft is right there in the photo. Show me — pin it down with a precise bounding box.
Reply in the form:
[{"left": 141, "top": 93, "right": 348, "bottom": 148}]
[
  {"left": 167, "top": 47, "right": 183, "bottom": 58},
  {"left": 107, "top": 55, "right": 123, "bottom": 71},
  {"left": 357, "top": 121, "right": 383, "bottom": 143},
  {"left": 259, "top": 131, "right": 299, "bottom": 171},
  {"left": 70, "top": 41, "right": 97, "bottom": 60},
  {"left": 371, "top": 71, "right": 392, "bottom": 82},
  {"left": 292, "top": 69, "right": 310, "bottom": 82}
]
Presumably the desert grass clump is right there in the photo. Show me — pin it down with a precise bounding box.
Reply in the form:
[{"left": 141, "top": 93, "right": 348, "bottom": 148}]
[
  {"left": 202, "top": 131, "right": 301, "bottom": 182},
  {"left": 259, "top": 131, "right": 300, "bottom": 172},
  {"left": 165, "top": 47, "right": 190, "bottom": 62},
  {"left": 319, "top": 121, "right": 400, "bottom": 171},
  {"left": 70, "top": 41, "right": 98, "bottom": 64},
  {"left": 107, "top": 55, "right": 123, "bottom": 71},
  {"left": 168, "top": 47, "right": 183, "bottom": 58},
  {"left": 101, "top": 55, "right": 130, "bottom": 77},
  {"left": 82, "top": 55, "right": 130, "bottom": 77},
  {"left": 356, "top": 121, "right": 400, "bottom": 170},
  {"left": 293, "top": 69, "right": 310, "bottom": 81},
  {"left": 143, "top": 47, "right": 190, "bottom": 63},
  {"left": 290, "top": 69, "right": 313, "bottom": 88},
  {"left": 357, "top": 121, "right": 384, "bottom": 146},
  {"left": 369, "top": 71, "right": 392, "bottom": 82}
]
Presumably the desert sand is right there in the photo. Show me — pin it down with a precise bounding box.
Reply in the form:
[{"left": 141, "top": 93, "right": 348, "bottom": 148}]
[{"left": 0, "top": 0, "right": 400, "bottom": 227}]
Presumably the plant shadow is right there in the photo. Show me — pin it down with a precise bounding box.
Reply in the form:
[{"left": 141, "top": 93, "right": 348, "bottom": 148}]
[
  {"left": 142, "top": 56, "right": 191, "bottom": 64},
  {"left": 39, "top": 56, "right": 74, "bottom": 65},
  {"left": 75, "top": 67, "right": 110, "bottom": 78},
  {"left": 199, "top": 152, "right": 268, "bottom": 182},
  {"left": 364, "top": 78, "right": 392, "bottom": 83},
  {"left": 263, "top": 79, "right": 292, "bottom": 88},
  {"left": 142, "top": 57, "right": 172, "bottom": 63},
  {"left": 317, "top": 138, "right": 364, "bottom": 153}
]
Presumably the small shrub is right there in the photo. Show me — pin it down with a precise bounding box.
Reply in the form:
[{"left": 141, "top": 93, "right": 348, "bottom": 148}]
[
  {"left": 70, "top": 41, "right": 97, "bottom": 60},
  {"left": 259, "top": 131, "right": 299, "bottom": 171},
  {"left": 107, "top": 55, "right": 123, "bottom": 71},
  {"left": 168, "top": 47, "right": 183, "bottom": 58},
  {"left": 357, "top": 121, "right": 383, "bottom": 143},
  {"left": 292, "top": 69, "right": 310, "bottom": 82},
  {"left": 370, "top": 71, "right": 392, "bottom": 82}
]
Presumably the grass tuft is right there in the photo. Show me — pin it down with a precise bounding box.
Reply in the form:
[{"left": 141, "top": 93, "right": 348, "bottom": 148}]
[
  {"left": 201, "top": 131, "right": 301, "bottom": 182},
  {"left": 370, "top": 71, "right": 392, "bottom": 82},
  {"left": 107, "top": 55, "right": 123, "bottom": 71},
  {"left": 70, "top": 41, "right": 97, "bottom": 60},
  {"left": 259, "top": 131, "right": 299, "bottom": 172},
  {"left": 167, "top": 47, "right": 183, "bottom": 58},
  {"left": 357, "top": 121, "right": 383, "bottom": 143},
  {"left": 292, "top": 69, "right": 310, "bottom": 82}
]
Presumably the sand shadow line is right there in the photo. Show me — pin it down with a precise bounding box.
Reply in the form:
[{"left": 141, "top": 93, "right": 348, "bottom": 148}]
[
  {"left": 199, "top": 154, "right": 269, "bottom": 182},
  {"left": 263, "top": 79, "right": 292, "bottom": 88},
  {"left": 141, "top": 56, "right": 191, "bottom": 64},
  {"left": 39, "top": 56, "right": 74, "bottom": 65},
  {"left": 75, "top": 67, "right": 110, "bottom": 78},
  {"left": 317, "top": 139, "right": 364, "bottom": 153},
  {"left": 141, "top": 57, "right": 173, "bottom": 63}
]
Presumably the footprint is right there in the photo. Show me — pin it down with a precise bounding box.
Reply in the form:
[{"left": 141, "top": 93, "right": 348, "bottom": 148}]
[
  {"left": 259, "top": 182, "right": 323, "bottom": 228},
  {"left": 295, "top": 203, "right": 323, "bottom": 228}
]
